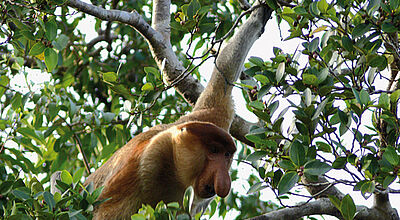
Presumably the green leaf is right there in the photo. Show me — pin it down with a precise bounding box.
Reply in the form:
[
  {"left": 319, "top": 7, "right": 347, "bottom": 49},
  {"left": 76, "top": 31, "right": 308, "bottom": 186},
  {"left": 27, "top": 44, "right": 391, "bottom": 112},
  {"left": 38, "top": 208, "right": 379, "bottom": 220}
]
[
  {"left": 340, "top": 194, "right": 356, "bottom": 220},
  {"left": 304, "top": 160, "right": 332, "bottom": 176},
  {"left": 360, "top": 181, "right": 375, "bottom": 199},
  {"left": 12, "top": 189, "right": 30, "bottom": 201},
  {"left": 249, "top": 101, "right": 264, "bottom": 110},
  {"left": 182, "top": 186, "right": 194, "bottom": 214},
  {"left": 382, "top": 22, "right": 398, "bottom": 33},
  {"left": 248, "top": 56, "right": 264, "bottom": 67},
  {"left": 316, "top": 141, "right": 332, "bottom": 153},
  {"left": 383, "top": 146, "right": 399, "bottom": 166},
  {"left": 43, "top": 191, "right": 55, "bottom": 211},
  {"left": 11, "top": 93, "right": 22, "bottom": 110},
  {"left": 246, "top": 151, "right": 267, "bottom": 162},
  {"left": 390, "top": 0, "right": 399, "bottom": 9},
  {"left": 0, "top": 181, "right": 13, "bottom": 194},
  {"left": 309, "top": 1, "right": 320, "bottom": 16},
  {"left": 17, "top": 127, "right": 45, "bottom": 146},
  {"left": 276, "top": 62, "right": 285, "bottom": 82},
  {"left": 245, "top": 134, "right": 266, "bottom": 145},
  {"left": 144, "top": 67, "right": 161, "bottom": 80},
  {"left": 103, "top": 112, "right": 115, "bottom": 123},
  {"left": 341, "top": 36, "right": 354, "bottom": 52},
  {"left": 73, "top": 168, "right": 85, "bottom": 184},
  {"left": 143, "top": 90, "right": 161, "bottom": 103},
  {"left": 304, "top": 88, "right": 312, "bottom": 106},
  {"left": 367, "top": 67, "right": 376, "bottom": 85},
  {"left": 379, "top": 93, "right": 390, "bottom": 109},
  {"left": 332, "top": 157, "right": 347, "bottom": 169},
  {"left": 48, "top": 102, "right": 60, "bottom": 121},
  {"left": 103, "top": 72, "right": 117, "bottom": 83},
  {"left": 187, "top": 0, "right": 201, "bottom": 19},
  {"left": 54, "top": 34, "right": 69, "bottom": 50},
  {"left": 45, "top": 20, "right": 58, "bottom": 41},
  {"left": 141, "top": 83, "right": 154, "bottom": 91},
  {"left": 254, "top": 74, "right": 269, "bottom": 85},
  {"left": 29, "top": 42, "right": 46, "bottom": 56},
  {"left": 383, "top": 175, "right": 396, "bottom": 188},
  {"left": 317, "top": 0, "right": 329, "bottom": 13},
  {"left": 329, "top": 195, "right": 341, "bottom": 210},
  {"left": 352, "top": 88, "right": 361, "bottom": 105},
  {"left": 44, "top": 48, "right": 58, "bottom": 72},
  {"left": 308, "top": 37, "right": 320, "bottom": 52},
  {"left": 295, "top": 122, "right": 308, "bottom": 135},
  {"left": 278, "top": 160, "right": 297, "bottom": 170},
  {"left": 91, "top": 186, "right": 105, "bottom": 201},
  {"left": 312, "top": 98, "right": 328, "bottom": 120},
  {"left": 352, "top": 23, "right": 371, "bottom": 38},
  {"left": 369, "top": 55, "right": 387, "bottom": 70},
  {"left": 367, "top": 0, "right": 380, "bottom": 15},
  {"left": 278, "top": 171, "right": 299, "bottom": 195},
  {"left": 390, "top": 89, "right": 400, "bottom": 103},
  {"left": 282, "top": 7, "right": 296, "bottom": 25},
  {"left": 265, "top": 0, "right": 279, "bottom": 10},
  {"left": 131, "top": 214, "right": 146, "bottom": 220},
  {"left": 60, "top": 170, "right": 73, "bottom": 185},
  {"left": 317, "top": 68, "right": 329, "bottom": 84},
  {"left": 359, "top": 89, "right": 370, "bottom": 105},
  {"left": 290, "top": 141, "right": 306, "bottom": 166},
  {"left": 0, "top": 75, "right": 9, "bottom": 97},
  {"left": 20, "top": 30, "right": 35, "bottom": 40},
  {"left": 247, "top": 182, "right": 268, "bottom": 194},
  {"left": 302, "top": 74, "right": 318, "bottom": 85}
]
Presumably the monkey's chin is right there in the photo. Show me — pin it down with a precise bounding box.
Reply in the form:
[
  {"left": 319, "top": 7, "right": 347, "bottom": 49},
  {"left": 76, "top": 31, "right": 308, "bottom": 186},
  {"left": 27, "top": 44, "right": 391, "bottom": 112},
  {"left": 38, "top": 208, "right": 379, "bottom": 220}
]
[{"left": 190, "top": 195, "right": 215, "bottom": 216}]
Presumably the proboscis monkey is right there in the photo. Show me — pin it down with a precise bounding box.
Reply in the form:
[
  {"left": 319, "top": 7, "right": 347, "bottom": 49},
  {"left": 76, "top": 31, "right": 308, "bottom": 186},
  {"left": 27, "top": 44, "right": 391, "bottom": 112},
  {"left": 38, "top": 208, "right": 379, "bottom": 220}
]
[
  {"left": 68, "top": 1, "right": 271, "bottom": 219},
  {"left": 84, "top": 61, "right": 238, "bottom": 219}
]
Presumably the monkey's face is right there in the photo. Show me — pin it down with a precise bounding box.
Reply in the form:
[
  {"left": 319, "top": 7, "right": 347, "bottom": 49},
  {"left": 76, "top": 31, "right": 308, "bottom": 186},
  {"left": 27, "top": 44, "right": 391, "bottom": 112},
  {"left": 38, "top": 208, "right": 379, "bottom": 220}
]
[{"left": 173, "top": 122, "right": 236, "bottom": 199}]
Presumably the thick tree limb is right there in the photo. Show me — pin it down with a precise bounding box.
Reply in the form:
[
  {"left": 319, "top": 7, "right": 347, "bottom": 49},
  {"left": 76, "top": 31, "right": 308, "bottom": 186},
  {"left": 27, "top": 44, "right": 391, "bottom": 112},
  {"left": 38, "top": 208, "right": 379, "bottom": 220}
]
[
  {"left": 248, "top": 198, "right": 341, "bottom": 220},
  {"left": 152, "top": 0, "right": 171, "bottom": 43},
  {"left": 302, "top": 176, "right": 344, "bottom": 200},
  {"left": 66, "top": 0, "right": 268, "bottom": 143},
  {"left": 213, "top": 3, "right": 272, "bottom": 85},
  {"left": 67, "top": 0, "right": 165, "bottom": 48},
  {"left": 248, "top": 197, "right": 398, "bottom": 220},
  {"left": 372, "top": 191, "right": 399, "bottom": 220},
  {"left": 237, "top": 0, "right": 251, "bottom": 10}
]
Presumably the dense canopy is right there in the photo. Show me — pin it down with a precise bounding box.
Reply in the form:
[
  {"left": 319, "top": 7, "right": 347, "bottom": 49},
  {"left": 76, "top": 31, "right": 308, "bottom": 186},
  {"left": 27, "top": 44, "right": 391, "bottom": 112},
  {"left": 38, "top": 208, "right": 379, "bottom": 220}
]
[{"left": 1, "top": 0, "right": 400, "bottom": 219}]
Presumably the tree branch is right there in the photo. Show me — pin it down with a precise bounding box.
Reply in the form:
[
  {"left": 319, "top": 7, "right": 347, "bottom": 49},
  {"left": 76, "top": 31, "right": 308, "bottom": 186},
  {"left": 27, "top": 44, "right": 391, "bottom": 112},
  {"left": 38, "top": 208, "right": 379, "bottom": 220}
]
[
  {"left": 152, "top": 0, "right": 171, "bottom": 43},
  {"left": 67, "top": 0, "right": 165, "bottom": 48},
  {"left": 302, "top": 176, "right": 344, "bottom": 200},
  {"left": 65, "top": 0, "right": 264, "bottom": 144},
  {"left": 248, "top": 197, "right": 399, "bottom": 220},
  {"left": 237, "top": 0, "right": 251, "bottom": 10},
  {"left": 372, "top": 191, "right": 399, "bottom": 220},
  {"left": 248, "top": 198, "right": 341, "bottom": 220}
]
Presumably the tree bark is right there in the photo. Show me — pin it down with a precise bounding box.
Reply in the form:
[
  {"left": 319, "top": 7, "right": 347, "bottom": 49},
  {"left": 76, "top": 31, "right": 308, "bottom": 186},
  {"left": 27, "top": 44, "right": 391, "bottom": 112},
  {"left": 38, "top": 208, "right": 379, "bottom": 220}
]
[
  {"left": 66, "top": 0, "right": 269, "bottom": 144},
  {"left": 247, "top": 197, "right": 398, "bottom": 220}
]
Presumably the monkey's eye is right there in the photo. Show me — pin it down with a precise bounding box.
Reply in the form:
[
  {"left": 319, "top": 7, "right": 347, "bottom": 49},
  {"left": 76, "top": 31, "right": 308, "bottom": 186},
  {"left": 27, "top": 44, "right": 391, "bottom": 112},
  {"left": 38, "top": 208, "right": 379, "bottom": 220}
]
[
  {"left": 224, "top": 152, "right": 231, "bottom": 157},
  {"left": 211, "top": 146, "right": 218, "bottom": 154}
]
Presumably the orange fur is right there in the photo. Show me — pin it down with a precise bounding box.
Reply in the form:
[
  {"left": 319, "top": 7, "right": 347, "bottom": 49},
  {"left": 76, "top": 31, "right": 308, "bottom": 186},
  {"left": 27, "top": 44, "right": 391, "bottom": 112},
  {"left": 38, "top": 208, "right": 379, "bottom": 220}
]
[
  {"left": 85, "top": 121, "right": 236, "bottom": 219},
  {"left": 85, "top": 66, "right": 237, "bottom": 219}
]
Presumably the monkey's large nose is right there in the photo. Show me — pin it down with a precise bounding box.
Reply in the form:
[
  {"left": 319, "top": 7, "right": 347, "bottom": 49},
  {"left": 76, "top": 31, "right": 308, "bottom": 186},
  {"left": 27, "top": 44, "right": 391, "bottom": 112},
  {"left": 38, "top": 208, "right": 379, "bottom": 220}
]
[{"left": 204, "top": 184, "right": 216, "bottom": 197}]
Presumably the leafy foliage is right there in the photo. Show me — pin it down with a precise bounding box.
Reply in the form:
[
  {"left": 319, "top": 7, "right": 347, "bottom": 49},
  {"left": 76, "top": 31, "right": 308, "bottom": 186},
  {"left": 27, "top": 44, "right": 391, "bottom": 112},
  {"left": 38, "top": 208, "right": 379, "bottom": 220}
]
[
  {"left": 1, "top": 0, "right": 400, "bottom": 219},
  {"left": 0, "top": 0, "right": 264, "bottom": 219},
  {"left": 240, "top": 0, "right": 400, "bottom": 219}
]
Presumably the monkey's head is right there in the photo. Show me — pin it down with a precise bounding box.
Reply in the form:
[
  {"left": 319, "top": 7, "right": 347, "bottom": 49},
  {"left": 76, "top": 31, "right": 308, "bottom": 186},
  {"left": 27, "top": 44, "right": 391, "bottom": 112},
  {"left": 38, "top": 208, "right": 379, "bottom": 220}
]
[{"left": 173, "top": 121, "right": 236, "bottom": 200}]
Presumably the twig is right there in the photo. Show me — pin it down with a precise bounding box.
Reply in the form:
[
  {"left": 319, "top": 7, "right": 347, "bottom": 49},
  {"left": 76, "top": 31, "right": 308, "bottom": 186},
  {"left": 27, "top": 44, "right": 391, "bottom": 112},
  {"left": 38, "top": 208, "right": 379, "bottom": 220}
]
[{"left": 58, "top": 113, "right": 91, "bottom": 174}]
